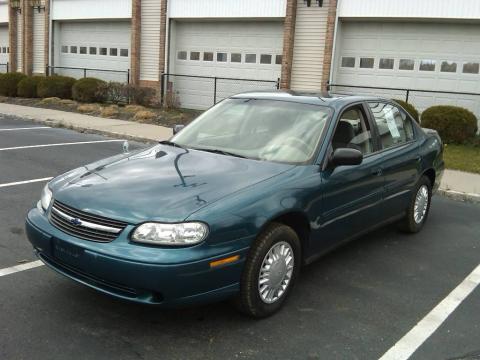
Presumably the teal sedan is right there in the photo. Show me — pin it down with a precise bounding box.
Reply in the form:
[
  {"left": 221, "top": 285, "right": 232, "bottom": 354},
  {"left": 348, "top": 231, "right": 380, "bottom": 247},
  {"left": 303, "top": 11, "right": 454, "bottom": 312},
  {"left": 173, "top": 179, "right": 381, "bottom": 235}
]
[{"left": 26, "top": 92, "right": 444, "bottom": 318}]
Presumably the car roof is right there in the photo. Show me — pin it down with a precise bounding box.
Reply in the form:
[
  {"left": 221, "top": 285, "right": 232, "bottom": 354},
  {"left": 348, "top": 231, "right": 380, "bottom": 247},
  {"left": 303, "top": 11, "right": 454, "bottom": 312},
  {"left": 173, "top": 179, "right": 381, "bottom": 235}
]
[{"left": 231, "top": 90, "right": 388, "bottom": 108}]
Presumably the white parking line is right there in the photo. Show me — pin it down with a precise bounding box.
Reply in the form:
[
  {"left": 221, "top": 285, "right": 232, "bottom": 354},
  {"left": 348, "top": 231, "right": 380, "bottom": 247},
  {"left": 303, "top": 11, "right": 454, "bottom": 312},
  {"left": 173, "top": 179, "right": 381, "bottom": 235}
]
[
  {"left": 0, "top": 139, "right": 123, "bottom": 152},
  {"left": 380, "top": 264, "right": 480, "bottom": 360},
  {"left": 0, "top": 127, "right": 51, "bottom": 132},
  {"left": 0, "top": 177, "right": 53, "bottom": 189},
  {"left": 0, "top": 260, "right": 44, "bottom": 278}
]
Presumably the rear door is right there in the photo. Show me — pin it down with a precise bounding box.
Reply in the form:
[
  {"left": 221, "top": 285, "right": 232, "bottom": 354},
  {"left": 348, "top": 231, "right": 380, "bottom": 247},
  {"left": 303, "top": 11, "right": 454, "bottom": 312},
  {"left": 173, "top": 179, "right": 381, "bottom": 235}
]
[{"left": 367, "top": 101, "right": 421, "bottom": 220}]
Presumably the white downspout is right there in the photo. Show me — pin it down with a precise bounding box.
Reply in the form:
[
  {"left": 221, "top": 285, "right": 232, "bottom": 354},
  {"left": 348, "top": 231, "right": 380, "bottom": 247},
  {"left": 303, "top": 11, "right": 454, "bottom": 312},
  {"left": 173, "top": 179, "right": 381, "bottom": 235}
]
[{"left": 329, "top": 0, "right": 341, "bottom": 86}]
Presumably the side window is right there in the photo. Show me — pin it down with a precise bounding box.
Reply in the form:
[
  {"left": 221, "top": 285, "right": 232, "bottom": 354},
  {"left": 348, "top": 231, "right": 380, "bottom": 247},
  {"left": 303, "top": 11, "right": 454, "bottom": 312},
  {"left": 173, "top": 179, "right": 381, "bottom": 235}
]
[
  {"left": 332, "top": 106, "right": 374, "bottom": 155},
  {"left": 368, "top": 103, "right": 414, "bottom": 149}
]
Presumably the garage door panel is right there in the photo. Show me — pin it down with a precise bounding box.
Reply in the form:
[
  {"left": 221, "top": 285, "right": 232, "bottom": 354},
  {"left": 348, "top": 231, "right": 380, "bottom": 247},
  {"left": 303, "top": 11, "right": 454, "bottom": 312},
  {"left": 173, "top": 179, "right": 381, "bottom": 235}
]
[
  {"left": 174, "top": 78, "right": 215, "bottom": 109},
  {"left": 437, "top": 78, "right": 457, "bottom": 89},
  {"left": 458, "top": 80, "right": 480, "bottom": 93},
  {"left": 335, "top": 21, "right": 480, "bottom": 121},
  {"left": 0, "top": 25, "right": 8, "bottom": 68},
  {"left": 172, "top": 21, "right": 282, "bottom": 110},
  {"left": 56, "top": 21, "right": 131, "bottom": 82},
  {"left": 397, "top": 39, "right": 420, "bottom": 52}
]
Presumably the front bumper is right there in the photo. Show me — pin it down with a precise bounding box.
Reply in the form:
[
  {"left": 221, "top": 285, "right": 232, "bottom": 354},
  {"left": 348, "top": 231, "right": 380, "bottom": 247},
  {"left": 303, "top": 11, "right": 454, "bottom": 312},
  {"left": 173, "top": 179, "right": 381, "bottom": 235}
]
[{"left": 26, "top": 208, "right": 251, "bottom": 306}]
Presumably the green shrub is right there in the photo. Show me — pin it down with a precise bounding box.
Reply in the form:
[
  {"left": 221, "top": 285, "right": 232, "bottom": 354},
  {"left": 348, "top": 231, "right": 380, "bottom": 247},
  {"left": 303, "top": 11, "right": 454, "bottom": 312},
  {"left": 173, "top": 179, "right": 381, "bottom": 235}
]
[
  {"left": 95, "top": 82, "right": 156, "bottom": 106},
  {"left": 393, "top": 99, "right": 420, "bottom": 123},
  {"left": 17, "top": 76, "right": 43, "bottom": 98},
  {"left": 126, "top": 85, "right": 156, "bottom": 106},
  {"left": 96, "top": 82, "right": 128, "bottom": 104},
  {"left": 421, "top": 105, "right": 478, "bottom": 144},
  {"left": 127, "top": 85, "right": 155, "bottom": 106},
  {"left": 0, "top": 73, "right": 27, "bottom": 97},
  {"left": 72, "top": 77, "right": 106, "bottom": 103},
  {"left": 37, "top": 76, "right": 76, "bottom": 99}
]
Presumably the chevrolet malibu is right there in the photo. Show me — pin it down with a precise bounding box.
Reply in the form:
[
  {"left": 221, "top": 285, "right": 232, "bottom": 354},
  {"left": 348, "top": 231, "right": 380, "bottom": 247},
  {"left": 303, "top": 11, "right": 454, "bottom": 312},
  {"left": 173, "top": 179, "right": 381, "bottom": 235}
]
[{"left": 26, "top": 92, "right": 444, "bottom": 318}]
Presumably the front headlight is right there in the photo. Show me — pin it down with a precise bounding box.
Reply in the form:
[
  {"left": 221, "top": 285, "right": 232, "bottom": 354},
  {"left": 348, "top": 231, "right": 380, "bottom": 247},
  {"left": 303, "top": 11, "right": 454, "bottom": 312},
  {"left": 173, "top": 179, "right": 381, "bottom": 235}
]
[
  {"left": 131, "top": 222, "right": 209, "bottom": 246},
  {"left": 37, "top": 185, "right": 53, "bottom": 212}
]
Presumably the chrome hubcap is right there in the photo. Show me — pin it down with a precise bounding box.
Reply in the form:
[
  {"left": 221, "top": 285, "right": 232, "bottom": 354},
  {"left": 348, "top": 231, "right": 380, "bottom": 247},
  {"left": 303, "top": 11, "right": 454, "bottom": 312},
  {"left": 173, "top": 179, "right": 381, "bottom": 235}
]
[
  {"left": 258, "top": 241, "right": 294, "bottom": 304},
  {"left": 414, "top": 185, "right": 429, "bottom": 224}
]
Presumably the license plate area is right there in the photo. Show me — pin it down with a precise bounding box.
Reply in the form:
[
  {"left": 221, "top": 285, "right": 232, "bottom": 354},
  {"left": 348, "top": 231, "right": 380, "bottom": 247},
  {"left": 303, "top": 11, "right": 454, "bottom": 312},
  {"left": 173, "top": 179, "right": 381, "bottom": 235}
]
[{"left": 52, "top": 238, "right": 84, "bottom": 264}]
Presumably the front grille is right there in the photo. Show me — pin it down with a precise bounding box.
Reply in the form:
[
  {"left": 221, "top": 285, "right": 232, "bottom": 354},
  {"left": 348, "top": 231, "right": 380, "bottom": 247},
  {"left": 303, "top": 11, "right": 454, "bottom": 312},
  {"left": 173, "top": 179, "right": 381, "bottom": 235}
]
[
  {"left": 49, "top": 200, "right": 128, "bottom": 242},
  {"left": 38, "top": 253, "right": 139, "bottom": 298}
]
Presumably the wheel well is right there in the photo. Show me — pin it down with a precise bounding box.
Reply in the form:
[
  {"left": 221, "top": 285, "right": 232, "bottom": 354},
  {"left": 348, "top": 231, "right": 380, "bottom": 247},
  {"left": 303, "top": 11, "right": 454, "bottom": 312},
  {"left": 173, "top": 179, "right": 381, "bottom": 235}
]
[
  {"left": 423, "top": 168, "right": 436, "bottom": 187},
  {"left": 271, "top": 212, "right": 310, "bottom": 255}
]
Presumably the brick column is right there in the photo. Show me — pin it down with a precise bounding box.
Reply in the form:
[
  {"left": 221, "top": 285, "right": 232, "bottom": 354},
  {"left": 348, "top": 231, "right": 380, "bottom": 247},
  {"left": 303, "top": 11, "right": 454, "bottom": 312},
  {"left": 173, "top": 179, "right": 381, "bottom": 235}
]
[
  {"left": 44, "top": 0, "right": 50, "bottom": 74},
  {"left": 321, "top": 0, "right": 338, "bottom": 92},
  {"left": 8, "top": 1, "right": 18, "bottom": 72},
  {"left": 24, "top": 0, "right": 34, "bottom": 75},
  {"left": 158, "top": 0, "right": 167, "bottom": 76},
  {"left": 130, "top": 0, "right": 141, "bottom": 85},
  {"left": 280, "top": 0, "right": 297, "bottom": 89}
]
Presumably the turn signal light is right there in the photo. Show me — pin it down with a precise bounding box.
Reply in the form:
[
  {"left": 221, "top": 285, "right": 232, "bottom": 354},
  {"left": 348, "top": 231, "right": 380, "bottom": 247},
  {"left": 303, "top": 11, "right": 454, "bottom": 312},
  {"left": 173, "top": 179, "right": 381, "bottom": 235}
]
[{"left": 210, "top": 255, "right": 240, "bottom": 268}]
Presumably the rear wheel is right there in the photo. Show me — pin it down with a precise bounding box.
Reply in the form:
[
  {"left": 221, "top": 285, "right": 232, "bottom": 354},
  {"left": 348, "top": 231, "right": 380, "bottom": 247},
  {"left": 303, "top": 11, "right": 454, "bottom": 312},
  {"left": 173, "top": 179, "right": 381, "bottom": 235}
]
[
  {"left": 399, "top": 176, "right": 432, "bottom": 233},
  {"left": 235, "top": 223, "right": 301, "bottom": 318}
]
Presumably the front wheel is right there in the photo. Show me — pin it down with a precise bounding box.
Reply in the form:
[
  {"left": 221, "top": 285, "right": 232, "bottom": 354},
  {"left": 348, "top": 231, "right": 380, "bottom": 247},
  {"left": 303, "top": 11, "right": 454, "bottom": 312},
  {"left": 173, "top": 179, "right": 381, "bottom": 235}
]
[
  {"left": 235, "top": 223, "right": 301, "bottom": 318},
  {"left": 399, "top": 176, "right": 432, "bottom": 233}
]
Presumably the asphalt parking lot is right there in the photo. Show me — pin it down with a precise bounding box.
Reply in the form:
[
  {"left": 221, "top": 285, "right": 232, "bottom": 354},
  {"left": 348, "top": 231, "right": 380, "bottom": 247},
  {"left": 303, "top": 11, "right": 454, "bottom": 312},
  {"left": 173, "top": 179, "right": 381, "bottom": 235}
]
[{"left": 1, "top": 115, "right": 479, "bottom": 360}]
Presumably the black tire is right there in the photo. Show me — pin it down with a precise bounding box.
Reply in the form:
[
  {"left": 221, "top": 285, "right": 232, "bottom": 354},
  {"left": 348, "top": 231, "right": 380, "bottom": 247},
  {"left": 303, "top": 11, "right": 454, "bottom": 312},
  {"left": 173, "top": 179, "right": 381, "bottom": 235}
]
[
  {"left": 234, "top": 222, "right": 301, "bottom": 318},
  {"left": 398, "top": 176, "right": 432, "bottom": 233}
]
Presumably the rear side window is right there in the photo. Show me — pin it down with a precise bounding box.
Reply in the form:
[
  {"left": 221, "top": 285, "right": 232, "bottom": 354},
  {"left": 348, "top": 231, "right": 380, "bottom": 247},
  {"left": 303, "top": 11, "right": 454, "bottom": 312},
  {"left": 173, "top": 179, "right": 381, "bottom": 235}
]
[{"left": 368, "top": 103, "right": 414, "bottom": 149}]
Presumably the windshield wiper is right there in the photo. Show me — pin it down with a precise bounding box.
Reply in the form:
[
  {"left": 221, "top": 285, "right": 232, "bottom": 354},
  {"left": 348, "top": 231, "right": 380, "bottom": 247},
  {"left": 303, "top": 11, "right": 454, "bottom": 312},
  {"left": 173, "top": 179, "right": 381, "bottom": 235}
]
[
  {"left": 159, "top": 140, "right": 185, "bottom": 149},
  {"left": 193, "top": 148, "right": 247, "bottom": 159}
]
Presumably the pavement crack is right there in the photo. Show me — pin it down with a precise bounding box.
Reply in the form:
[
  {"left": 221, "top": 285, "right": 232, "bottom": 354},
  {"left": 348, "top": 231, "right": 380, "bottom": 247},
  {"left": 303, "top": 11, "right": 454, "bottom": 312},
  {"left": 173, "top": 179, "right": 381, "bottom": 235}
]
[{"left": 447, "top": 350, "right": 480, "bottom": 360}]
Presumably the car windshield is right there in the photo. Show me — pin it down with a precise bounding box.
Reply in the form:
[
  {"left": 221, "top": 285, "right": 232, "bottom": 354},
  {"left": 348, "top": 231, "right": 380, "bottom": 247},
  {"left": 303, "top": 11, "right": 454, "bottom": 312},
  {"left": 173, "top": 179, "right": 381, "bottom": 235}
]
[{"left": 172, "top": 98, "right": 331, "bottom": 164}]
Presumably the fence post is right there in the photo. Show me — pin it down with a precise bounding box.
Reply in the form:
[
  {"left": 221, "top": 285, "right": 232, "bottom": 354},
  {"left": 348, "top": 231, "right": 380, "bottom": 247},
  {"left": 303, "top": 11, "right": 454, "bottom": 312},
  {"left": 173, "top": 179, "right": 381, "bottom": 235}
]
[
  {"left": 406, "top": 89, "right": 410, "bottom": 103},
  {"left": 160, "top": 73, "right": 165, "bottom": 107},
  {"left": 213, "top": 77, "right": 217, "bottom": 105}
]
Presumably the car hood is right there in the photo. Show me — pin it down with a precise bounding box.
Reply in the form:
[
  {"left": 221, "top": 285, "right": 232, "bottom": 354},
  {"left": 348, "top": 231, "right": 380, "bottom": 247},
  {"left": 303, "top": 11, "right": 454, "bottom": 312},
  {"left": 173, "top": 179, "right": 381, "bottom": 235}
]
[{"left": 50, "top": 145, "right": 294, "bottom": 224}]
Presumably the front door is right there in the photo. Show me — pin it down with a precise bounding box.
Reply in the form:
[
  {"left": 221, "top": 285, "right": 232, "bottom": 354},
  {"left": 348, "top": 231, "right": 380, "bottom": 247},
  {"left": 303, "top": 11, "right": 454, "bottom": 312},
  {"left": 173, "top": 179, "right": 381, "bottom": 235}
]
[{"left": 310, "top": 103, "right": 384, "bottom": 255}]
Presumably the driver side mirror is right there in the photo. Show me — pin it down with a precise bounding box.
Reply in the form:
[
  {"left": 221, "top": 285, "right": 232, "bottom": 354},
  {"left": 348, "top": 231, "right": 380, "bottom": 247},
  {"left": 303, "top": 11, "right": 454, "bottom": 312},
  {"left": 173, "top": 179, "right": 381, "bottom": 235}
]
[
  {"left": 173, "top": 124, "right": 185, "bottom": 135},
  {"left": 329, "top": 148, "right": 363, "bottom": 168}
]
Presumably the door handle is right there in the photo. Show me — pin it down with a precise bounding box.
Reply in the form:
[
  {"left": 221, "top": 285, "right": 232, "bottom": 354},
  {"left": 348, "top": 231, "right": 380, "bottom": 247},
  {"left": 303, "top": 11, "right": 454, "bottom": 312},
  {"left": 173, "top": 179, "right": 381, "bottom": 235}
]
[{"left": 371, "top": 168, "right": 383, "bottom": 176}]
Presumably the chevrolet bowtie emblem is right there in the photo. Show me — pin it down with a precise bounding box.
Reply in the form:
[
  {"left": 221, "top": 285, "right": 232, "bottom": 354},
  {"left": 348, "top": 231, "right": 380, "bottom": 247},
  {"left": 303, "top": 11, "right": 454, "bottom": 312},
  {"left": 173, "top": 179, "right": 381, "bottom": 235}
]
[{"left": 70, "top": 218, "right": 82, "bottom": 226}]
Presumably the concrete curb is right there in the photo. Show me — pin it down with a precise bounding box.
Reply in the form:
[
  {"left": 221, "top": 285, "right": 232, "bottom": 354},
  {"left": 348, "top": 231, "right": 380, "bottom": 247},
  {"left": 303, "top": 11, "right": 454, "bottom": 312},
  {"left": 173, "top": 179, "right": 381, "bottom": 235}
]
[
  {"left": 437, "top": 189, "right": 480, "bottom": 204},
  {"left": 5, "top": 114, "right": 156, "bottom": 145}
]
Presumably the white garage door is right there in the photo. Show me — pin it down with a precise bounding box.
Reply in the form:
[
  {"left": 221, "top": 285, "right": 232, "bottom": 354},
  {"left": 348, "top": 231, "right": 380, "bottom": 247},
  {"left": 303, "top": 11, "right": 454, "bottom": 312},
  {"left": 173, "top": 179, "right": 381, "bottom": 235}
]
[
  {"left": 55, "top": 21, "right": 131, "bottom": 82},
  {"left": 334, "top": 22, "right": 480, "bottom": 120},
  {"left": 170, "top": 21, "right": 283, "bottom": 110},
  {"left": 0, "top": 25, "right": 8, "bottom": 72}
]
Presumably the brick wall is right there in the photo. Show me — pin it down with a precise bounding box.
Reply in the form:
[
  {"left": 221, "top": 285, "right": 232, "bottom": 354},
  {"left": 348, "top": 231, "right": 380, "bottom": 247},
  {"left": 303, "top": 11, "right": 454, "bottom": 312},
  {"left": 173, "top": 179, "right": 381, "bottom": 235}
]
[
  {"left": 321, "top": 0, "right": 337, "bottom": 91},
  {"left": 130, "top": 0, "right": 141, "bottom": 85},
  {"left": 158, "top": 0, "right": 167, "bottom": 77},
  {"left": 24, "top": 0, "right": 33, "bottom": 75},
  {"left": 280, "top": 0, "right": 297, "bottom": 89},
  {"left": 8, "top": 1, "right": 18, "bottom": 72}
]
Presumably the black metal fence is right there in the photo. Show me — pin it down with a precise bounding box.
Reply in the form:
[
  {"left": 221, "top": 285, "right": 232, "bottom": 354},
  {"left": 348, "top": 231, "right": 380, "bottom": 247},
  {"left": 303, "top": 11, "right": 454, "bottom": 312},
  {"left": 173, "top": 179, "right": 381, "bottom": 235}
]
[
  {"left": 46, "top": 66, "right": 130, "bottom": 83},
  {"left": 160, "top": 73, "right": 280, "bottom": 109},
  {"left": 0, "top": 63, "right": 8, "bottom": 73},
  {"left": 328, "top": 83, "right": 480, "bottom": 120}
]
